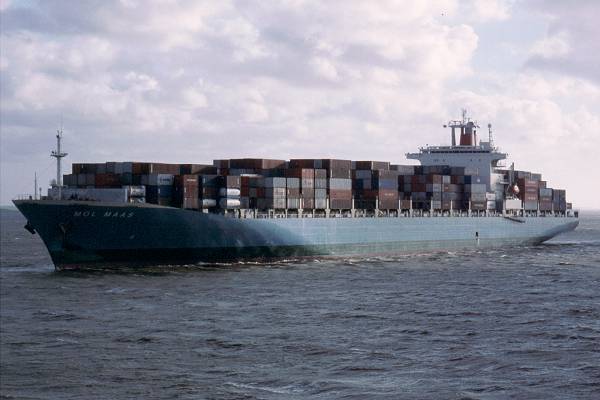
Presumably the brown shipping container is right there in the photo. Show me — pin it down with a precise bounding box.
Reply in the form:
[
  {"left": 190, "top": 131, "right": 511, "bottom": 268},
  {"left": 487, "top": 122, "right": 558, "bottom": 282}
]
[
  {"left": 285, "top": 168, "right": 315, "bottom": 179},
  {"left": 379, "top": 200, "right": 398, "bottom": 209},
  {"left": 183, "top": 198, "right": 199, "bottom": 209},
  {"left": 328, "top": 189, "right": 352, "bottom": 200},
  {"left": 330, "top": 199, "right": 352, "bottom": 209},
  {"left": 426, "top": 174, "right": 443, "bottom": 184},
  {"left": 230, "top": 158, "right": 286, "bottom": 170},
  {"left": 301, "top": 189, "right": 315, "bottom": 199},
  {"left": 132, "top": 162, "right": 149, "bottom": 174},
  {"left": 288, "top": 159, "right": 316, "bottom": 169},
  {"left": 539, "top": 200, "right": 552, "bottom": 211},
  {"left": 302, "top": 198, "right": 315, "bottom": 209},
  {"left": 314, "top": 169, "right": 327, "bottom": 179},
  {"left": 220, "top": 175, "right": 241, "bottom": 188},
  {"left": 412, "top": 183, "right": 427, "bottom": 192},
  {"left": 517, "top": 178, "right": 538, "bottom": 188},
  {"left": 286, "top": 188, "right": 300, "bottom": 197},
  {"left": 372, "top": 169, "right": 398, "bottom": 179},
  {"left": 471, "top": 201, "right": 487, "bottom": 211},
  {"left": 379, "top": 191, "right": 399, "bottom": 209},
  {"left": 358, "top": 189, "right": 377, "bottom": 199},
  {"left": 95, "top": 173, "right": 121, "bottom": 187},
  {"left": 355, "top": 161, "right": 390, "bottom": 170},
  {"left": 183, "top": 175, "right": 199, "bottom": 199},
  {"left": 72, "top": 163, "right": 84, "bottom": 174},
  {"left": 400, "top": 199, "right": 411, "bottom": 209},
  {"left": 213, "top": 159, "right": 230, "bottom": 168},
  {"left": 442, "top": 183, "right": 461, "bottom": 192},
  {"left": 321, "top": 159, "right": 352, "bottom": 170},
  {"left": 378, "top": 189, "right": 398, "bottom": 200},
  {"left": 327, "top": 169, "right": 351, "bottom": 179}
]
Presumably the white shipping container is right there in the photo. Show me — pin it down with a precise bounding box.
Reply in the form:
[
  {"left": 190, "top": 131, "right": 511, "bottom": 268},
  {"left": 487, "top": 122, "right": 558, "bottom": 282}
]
[
  {"left": 219, "top": 198, "right": 241, "bottom": 209},
  {"left": 505, "top": 199, "right": 522, "bottom": 210},
  {"left": 49, "top": 187, "right": 129, "bottom": 203},
  {"left": 124, "top": 186, "right": 146, "bottom": 197},
  {"left": 485, "top": 192, "right": 496, "bottom": 201},
  {"left": 219, "top": 188, "right": 241, "bottom": 197},
  {"left": 201, "top": 199, "right": 217, "bottom": 208}
]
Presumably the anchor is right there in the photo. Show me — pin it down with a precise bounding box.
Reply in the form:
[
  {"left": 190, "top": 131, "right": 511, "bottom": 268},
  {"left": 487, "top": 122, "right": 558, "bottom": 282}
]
[{"left": 24, "top": 221, "right": 36, "bottom": 235}]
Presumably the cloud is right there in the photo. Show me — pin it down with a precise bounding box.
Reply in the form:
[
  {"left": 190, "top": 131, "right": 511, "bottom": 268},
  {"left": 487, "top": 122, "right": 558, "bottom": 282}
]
[
  {"left": 463, "top": 0, "right": 511, "bottom": 21},
  {"left": 524, "top": 0, "right": 600, "bottom": 84},
  {"left": 0, "top": 0, "right": 598, "bottom": 208},
  {"left": 530, "top": 31, "right": 569, "bottom": 59}
]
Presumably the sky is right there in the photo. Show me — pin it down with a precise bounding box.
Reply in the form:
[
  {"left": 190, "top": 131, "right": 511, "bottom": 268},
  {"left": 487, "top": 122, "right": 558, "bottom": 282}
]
[{"left": 1, "top": 0, "right": 598, "bottom": 208}]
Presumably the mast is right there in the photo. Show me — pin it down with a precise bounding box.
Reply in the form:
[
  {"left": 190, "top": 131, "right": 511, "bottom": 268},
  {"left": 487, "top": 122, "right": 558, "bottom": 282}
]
[
  {"left": 488, "top": 123, "right": 495, "bottom": 149},
  {"left": 34, "top": 172, "right": 38, "bottom": 200},
  {"left": 51, "top": 126, "right": 68, "bottom": 200}
]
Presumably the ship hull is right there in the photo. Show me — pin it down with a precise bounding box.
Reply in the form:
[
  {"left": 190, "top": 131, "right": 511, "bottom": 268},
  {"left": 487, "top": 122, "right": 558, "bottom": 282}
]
[{"left": 14, "top": 200, "right": 579, "bottom": 270}]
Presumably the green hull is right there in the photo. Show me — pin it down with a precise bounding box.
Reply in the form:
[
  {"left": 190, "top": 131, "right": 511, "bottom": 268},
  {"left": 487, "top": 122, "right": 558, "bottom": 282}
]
[{"left": 14, "top": 200, "right": 579, "bottom": 270}]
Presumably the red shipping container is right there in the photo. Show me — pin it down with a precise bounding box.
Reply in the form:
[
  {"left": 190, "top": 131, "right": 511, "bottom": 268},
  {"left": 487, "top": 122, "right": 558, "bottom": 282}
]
[
  {"left": 328, "top": 189, "right": 352, "bottom": 199},
  {"left": 94, "top": 173, "right": 121, "bottom": 187}
]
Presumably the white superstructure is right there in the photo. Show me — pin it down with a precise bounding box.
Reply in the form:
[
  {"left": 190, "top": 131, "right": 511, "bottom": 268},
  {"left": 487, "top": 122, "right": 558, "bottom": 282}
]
[{"left": 407, "top": 110, "right": 507, "bottom": 198}]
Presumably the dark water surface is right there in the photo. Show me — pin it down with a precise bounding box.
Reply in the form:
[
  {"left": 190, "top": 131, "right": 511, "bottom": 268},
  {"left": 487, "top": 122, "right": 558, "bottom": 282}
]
[{"left": 1, "top": 208, "right": 599, "bottom": 399}]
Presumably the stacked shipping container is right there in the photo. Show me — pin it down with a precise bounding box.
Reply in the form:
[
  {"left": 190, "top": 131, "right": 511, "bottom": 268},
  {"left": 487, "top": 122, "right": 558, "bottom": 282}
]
[{"left": 62, "top": 159, "right": 569, "bottom": 213}]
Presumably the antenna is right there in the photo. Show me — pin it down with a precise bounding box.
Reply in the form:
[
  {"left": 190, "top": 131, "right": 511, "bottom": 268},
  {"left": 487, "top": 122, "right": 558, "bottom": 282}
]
[
  {"left": 34, "top": 172, "right": 38, "bottom": 200},
  {"left": 51, "top": 124, "right": 68, "bottom": 200}
]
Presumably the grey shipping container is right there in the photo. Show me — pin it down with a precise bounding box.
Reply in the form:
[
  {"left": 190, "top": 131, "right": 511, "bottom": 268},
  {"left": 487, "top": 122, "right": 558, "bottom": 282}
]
[
  {"left": 286, "top": 178, "right": 300, "bottom": 189},
  {"left": 315, "top": 189, "right": 327, "bottom": 198},
  {"left": 287, "top": 198, "right": 301, "bottom": 209},
  {"left": 524, "top": 201, "right": 538, "bottom": 210},
  {"left": 262, "top": 177, "right": 287, "bottom": 188},
  {"left": 464, "top": 184, "right": 486, "bottom": 193},
  {"left": 315, "top": 198, "right": 327, "bottom": 209},
  {"left": 328, "top": 178, "right": 352, "bottom": 190},
  {"left": 314, "top": 179, "right": 327, "bottom": 189}
]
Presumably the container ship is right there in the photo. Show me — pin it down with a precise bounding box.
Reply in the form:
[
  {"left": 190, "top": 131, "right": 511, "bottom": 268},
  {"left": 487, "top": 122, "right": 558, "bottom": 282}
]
[{"left": 14, "top": 112, "right": 579, "bottom": 270}]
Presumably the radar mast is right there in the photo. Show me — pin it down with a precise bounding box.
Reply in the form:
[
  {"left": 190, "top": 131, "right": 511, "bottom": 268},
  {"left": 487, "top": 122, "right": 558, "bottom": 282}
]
[{"left": 50, "top": 125, "right": 68, "bottom": 200}]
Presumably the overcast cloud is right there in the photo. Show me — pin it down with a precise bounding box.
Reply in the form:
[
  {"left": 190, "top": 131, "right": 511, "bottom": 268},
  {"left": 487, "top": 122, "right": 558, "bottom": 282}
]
[{"left": 1, "top": 0, "right": 598, "bottom": 208}]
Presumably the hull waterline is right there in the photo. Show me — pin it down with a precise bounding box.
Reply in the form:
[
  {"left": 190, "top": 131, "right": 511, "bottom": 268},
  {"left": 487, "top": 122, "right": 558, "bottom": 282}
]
[{"left": 13, "top": 200, "right": 579, "bottom": 270}]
